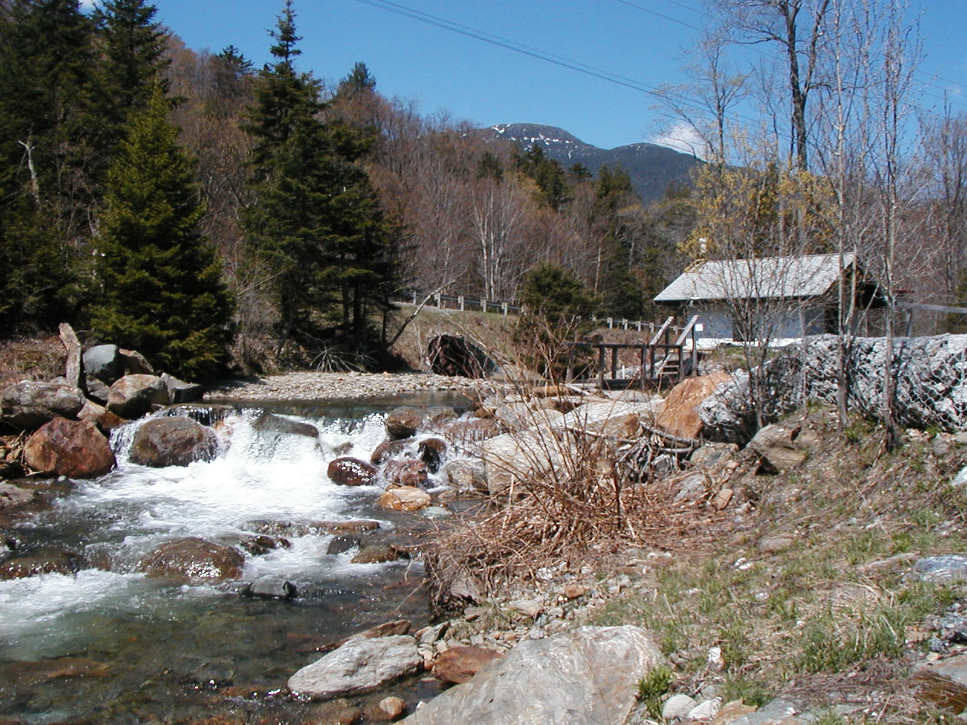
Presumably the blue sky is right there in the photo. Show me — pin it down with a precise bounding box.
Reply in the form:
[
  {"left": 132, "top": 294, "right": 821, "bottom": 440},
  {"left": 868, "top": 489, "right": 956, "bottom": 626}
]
[{"left": 95, "top": 0, "right": 967, "bottom": 152}]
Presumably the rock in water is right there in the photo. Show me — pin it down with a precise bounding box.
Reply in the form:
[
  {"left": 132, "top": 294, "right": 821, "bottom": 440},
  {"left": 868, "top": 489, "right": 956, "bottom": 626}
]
[
  {"left": 328, "top": 457, "right": 378, "bottom": 486},
  {"left": 287, "top": 634, "right": 422, "bottom": 698},
  {"left": 23, "top": 417, "right": 116, "bottom": 478},
  {"left": 0, "top": 381, "right": 85, "bottom": 430},
  {"left": 138, "top": 537, "right": 244, "bottom": 584},
  {"left": 129, "top": 417, "right": 218, "bottom": 467},
  {"left": 384, "top": 407, "right": 423, "bottom": 440},
  {"left": 377, "top": 486, "right": 431, "bottom": 512},
  {"left": 0, "top": 547, "right": 81, "bottom": 580},
  {"left": 399, "top": 626, "right": 664, "bottom": 725},
  {"left": 241, "top": 576, "right": 297, "bottom": 600}
]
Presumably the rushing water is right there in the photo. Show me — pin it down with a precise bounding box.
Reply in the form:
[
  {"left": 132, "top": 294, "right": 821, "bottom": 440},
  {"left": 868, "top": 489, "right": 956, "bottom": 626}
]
[{"left": 0, "top": 392, "right": 469, "bottom": 724}]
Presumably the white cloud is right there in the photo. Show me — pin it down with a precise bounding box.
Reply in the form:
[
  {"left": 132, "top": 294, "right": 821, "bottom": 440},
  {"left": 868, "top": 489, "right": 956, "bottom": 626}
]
[{"left": 648, "top": 122, "right": 710, "bottom": 160}]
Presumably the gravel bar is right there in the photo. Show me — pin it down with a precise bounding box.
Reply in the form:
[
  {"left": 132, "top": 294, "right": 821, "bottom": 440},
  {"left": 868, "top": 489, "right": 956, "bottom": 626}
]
[{"left": 204, "top": 371, "right": 480, "bottom": 403}]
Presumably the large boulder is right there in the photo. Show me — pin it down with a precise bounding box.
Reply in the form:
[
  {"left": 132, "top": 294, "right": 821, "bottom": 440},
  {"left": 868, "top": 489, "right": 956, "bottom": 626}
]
[
  {"left": 287, "top": 634, "right": 422, "bottom": 699},
  {"left": 328, "top": 457, "right": 378, "bottom": 486},
  {"left": 83, "top": 344, "right": 123, "bottom": 383},
  {"left": 0, "top": 381, "right": 85, "bottom": 430},
  {"left": 160, "top": 373, "right": 204, "bottom": 404},
  {"left": 129, "top": 417, "right": 218, "bottom": 467},
  {"left": 138, "top": 537, "right": 244, "bottom": 584},
  {"left": 23, "top": 417, "right": 116, "bottom": 478},
  {"left": 656, "top": 372, "right": 732, "bottom": 439},
  {"left": 107, "top": 375, "right": 169, "bottom": 419},
  {"left": 399, "top": 626, "right": 664, "bottom": 725},
  {"left": 118, "top": 348, "right": 154, "bottom": 375}
]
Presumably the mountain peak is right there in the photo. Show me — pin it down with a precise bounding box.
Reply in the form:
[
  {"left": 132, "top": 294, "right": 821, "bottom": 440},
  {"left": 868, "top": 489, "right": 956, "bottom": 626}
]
[{"left": 485, "top": 123, "right": 703, "bottom": 205}]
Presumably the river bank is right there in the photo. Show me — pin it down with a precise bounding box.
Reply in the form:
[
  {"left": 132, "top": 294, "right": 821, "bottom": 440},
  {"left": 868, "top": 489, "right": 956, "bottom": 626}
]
[{"left": 205, "top": 371, "right": 480, "bottom": 404}]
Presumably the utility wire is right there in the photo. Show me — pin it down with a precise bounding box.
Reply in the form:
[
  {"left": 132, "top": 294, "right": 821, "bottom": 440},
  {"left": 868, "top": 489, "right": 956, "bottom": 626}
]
[{"left": 351, "top": 0, "right": 762, "bottom": 130}]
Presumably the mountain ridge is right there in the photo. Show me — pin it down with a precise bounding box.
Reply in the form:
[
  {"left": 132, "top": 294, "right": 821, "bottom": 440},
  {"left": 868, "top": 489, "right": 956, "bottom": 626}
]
[{"left": 486, "top": 123, "right": 702, "bottom": 205}]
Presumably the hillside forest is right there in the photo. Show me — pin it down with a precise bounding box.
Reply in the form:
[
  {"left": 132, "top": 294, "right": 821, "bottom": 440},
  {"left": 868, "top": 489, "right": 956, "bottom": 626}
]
[{"left": 2, "top": 0, "right": 966, "bottom": 379}]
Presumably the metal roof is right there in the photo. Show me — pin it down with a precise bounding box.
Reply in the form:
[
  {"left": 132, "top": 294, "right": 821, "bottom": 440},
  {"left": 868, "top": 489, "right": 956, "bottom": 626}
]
[{"left": 654, "top": 252, "right": 856, "bottom": 303}]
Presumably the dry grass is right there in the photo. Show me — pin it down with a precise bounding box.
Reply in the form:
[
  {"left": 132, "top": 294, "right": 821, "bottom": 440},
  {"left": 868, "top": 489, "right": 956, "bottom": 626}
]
[{"left": 0, "top": 335, "right": 65, "bottom": 389}]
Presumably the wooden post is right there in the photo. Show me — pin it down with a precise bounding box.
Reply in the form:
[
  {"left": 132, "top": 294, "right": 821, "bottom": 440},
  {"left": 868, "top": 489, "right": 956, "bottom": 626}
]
[
  {"left": 502, "top": 302, "right": 508, "bottom": 316},
  {"left": 598, "top": 346, "right": 605, "bottom": 389},
  {"left": 639, "top": 345, "right": 646, "bottom": 390},
  {"left": 459, "top": 295, "right": 465, "bottom": 311}
]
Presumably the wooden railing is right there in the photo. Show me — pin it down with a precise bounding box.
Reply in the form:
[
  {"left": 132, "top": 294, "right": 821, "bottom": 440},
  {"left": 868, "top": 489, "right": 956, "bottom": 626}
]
[{"left": 568, "top": 315, "right": 702, "bottom": 389}]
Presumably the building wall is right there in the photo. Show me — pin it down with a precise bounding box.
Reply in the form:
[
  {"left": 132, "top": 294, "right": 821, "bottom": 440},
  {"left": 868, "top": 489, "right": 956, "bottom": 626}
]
[{"left": 681, "top": 299, "right": 831, "bottom": 341}]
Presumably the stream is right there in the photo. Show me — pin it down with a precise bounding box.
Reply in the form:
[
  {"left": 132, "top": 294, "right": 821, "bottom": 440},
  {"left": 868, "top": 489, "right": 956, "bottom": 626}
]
[{"left": 0, "top": 392, "right": 471, "bottom": 724}]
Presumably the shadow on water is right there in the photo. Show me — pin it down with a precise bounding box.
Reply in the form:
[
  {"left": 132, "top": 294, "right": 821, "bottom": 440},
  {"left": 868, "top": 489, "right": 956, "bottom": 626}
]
[{"left": 0, "top": 392, "right": 474, "bottom": 724}]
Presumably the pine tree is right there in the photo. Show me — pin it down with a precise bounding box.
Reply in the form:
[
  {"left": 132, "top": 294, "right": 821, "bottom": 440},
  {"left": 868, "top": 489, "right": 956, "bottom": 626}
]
[
  {"left": 91, "top": 85, "right": 232, "bottom": 380},
  {"left": 0, "top": 0, "right": 99, "bottom": 334},
  {"left": 94, "top": 0, "right": 169, "bottom": 146},
  {"left": 243, "top": 1, "right": 396, "bottom": 361}
]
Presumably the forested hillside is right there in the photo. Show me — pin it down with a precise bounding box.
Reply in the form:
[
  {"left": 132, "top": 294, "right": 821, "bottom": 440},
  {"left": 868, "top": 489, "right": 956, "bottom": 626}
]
[
  {"left": 3, "top": 0, "right": 966, "bottom": 380},
  {"left": 0, "top": 0, "right": 695, "bottom": 376}
]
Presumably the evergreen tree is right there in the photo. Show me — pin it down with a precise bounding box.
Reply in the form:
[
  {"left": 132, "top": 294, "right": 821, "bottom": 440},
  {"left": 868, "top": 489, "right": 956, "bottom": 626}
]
[
  {"left": 91, "top": 85, "right": 232, "bottom": 379},
  {"left": 0, "top": 0, "right": 99, "bottom": 333},
  {"left": 94, "top": 0, "right": 169, "bottom": 141},
  {"left": 243, "top": 1, "right": 396, "bottom": 360},
  {"left": 515, "top": 263, "right": 597, "bottom": 380}
]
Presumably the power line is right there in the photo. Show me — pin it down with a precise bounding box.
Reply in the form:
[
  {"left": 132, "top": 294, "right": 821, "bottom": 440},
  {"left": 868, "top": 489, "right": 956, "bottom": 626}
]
[{"left": 351, "top": 0, "right": 761, "bottom": 131}]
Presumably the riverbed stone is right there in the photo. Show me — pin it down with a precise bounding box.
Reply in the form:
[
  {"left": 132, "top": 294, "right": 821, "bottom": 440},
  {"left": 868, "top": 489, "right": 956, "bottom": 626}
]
[
  {"left": 304, "top": 700, "right": 361, "bottom": 725},
  {"left": 384, "top": 459, "right": 429, "bottom": 488},
  {"left": 0, "top": 381, "right": 85, "bottom": 430},
  {"left": 385, "top": 407, "right": 423, "bottom": 440},
  {"left": 241, "top": 576, "right": 297, "bottom": 600},
  {"left": 328, "top": 457, "right": 378, "bottom": 486},
  {"left": 378, "top": 486, "right": 431, "bottom": 512},
  {"left": 431, "top": 646, "right": 502, "bottom": 684},
  {"left": 251, "top": 412, "right": 319, "bottom": 439},
  {"left": 0, "top": 483, "right": 36, "bottom": 510},
  {"left": 107, "top": 375, "right": 169, "bottom": 419},
  {"left": 372, "top": 438, "right": 411, "bottom": 465},
  {"left": 138, "top": 537, "right": 244, "bottom": 584},
  {"left": 0, "top": 547, "right": 81, "bottom": 579},
  {"left": 287, "top": 634, "right": 422, "bottom": 699},
  {"left": 327, "top": 535, "right": 361, "bottom": 555},
  {"left": 351, "top": 544, "right": 410, "bottom": 565},
  {"left": 399, "top": 626, "right": 664, "bottom": 725},
  {"left": 129, "top": 417, "right": 218, "bottom": 467},
  {"left": 748, "top": 424, "right": 808, "bottom": 472},
  {"left": 445, "top": 459, "right": 488, "bottom": 494},
  {"left": 23, "top": 417, "right": 116, "bottom": 478},
  {"left": 84, "top": 376, "right": 112, "bottom": 405}
]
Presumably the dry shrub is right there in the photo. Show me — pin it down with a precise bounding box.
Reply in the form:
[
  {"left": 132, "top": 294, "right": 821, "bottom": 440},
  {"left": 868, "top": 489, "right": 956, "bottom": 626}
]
[
  {"left": 0, "top": 335, "right": 65, "bottom": 389},
  {"left": 425, "top": 406, "right": 725, "bottom": 610}
]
